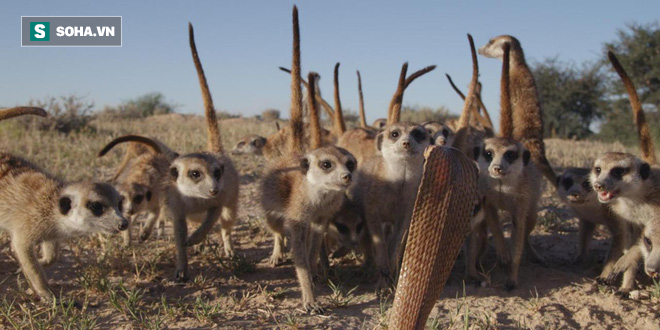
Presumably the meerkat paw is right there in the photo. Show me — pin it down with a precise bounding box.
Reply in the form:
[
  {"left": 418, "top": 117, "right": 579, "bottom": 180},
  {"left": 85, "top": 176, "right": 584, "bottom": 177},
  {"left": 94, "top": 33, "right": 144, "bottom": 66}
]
[
  {"left": 269, "top": 253, "right": 286, "bottom": 267},
  {"left": 223, "top": 246, "right": 235, "bottom": 258},
  {"left": 138, "top": 230, "right": 152, "bottom": 243},
  {"left": 302, "top": 302, "right": 325, "bottom": 315},
  {"left": 175, "top": 269, "right": 189, "bottom": 283},
  {"left": 466, "top": 274, "right": 487, "bottom": 288},
  {"left": 504, "top": 279, "right": 517, "bottom": 292}
]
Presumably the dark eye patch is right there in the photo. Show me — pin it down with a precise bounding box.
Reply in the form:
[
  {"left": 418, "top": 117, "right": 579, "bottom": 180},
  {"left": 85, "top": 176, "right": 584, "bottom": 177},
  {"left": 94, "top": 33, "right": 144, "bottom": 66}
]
[
  {"left": 594, "top": 166, "right": 601, "bottom": 175},
  {"left": 610, "top": 167, "right": 629, "bottom": 180},
  {"left": 87, "top": 201, "right": 105, "bottom": 217},
  {"left": 118, "top": 197, "right": 124, "bottom": 213},
  {"left": 133, "top": 194, "right": 144, "bottom": 204},
  {"left": 483, "top": 149, "right": 493, "bottom": 163},
  {"left": 346, "top": 160, "right": 356, "bottom": 172},
  {"left": 644, "top": 236, "right": 652, "bottom": 249},
  {"left": 335, "top": 223, "right": 349, "bottom": 235},
  {"left": 410, "top": 129, "right": 426, "bottom": 143},
  {"left": 504, "top": 150, "right": 518, "bottom": 163},
  {"left": 581, "top": 180, "right": 592, "bottom": 192},
  {"left": 562, "top": 177, "right": 574, "bottom": 191},
  {"left": 213, "top": 168, "right": 222, "bottom": 180},
  {"left": 442, "top": 129, "right": 449, "bottom": 138}
]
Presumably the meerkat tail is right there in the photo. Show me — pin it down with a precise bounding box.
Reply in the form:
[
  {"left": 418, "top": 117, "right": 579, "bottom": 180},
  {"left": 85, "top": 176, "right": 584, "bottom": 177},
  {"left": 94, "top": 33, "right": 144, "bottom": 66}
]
[
  {"left": 357, "top": 70, "right": 367, "bottom": 128},
  {"left": 387, "top": 62, "right": 409, "bottom": 125},
  {"left": 0, "top": 107, "right": 47, "bottom": 121},
  {"left": 476, "top": 82, "right": 495, "bottom": 131},
  {"left": 279, "top": 66, "right": 335, "bottom": 119},
  {"left": 289, "top": 5, "right": 304, "bottom": 155},
  {"left": 308, "top": 72, "right": 323, "bottom": 150},
  {"left": 499, "top": 43, "right": 513, "bottom": 139},
  {"left": 333, "top": 62, "right": 346, "bottom": 135},
  {"left": 451, "top": 34, "right": 479, "bottom": 154},
  {"left": 98, "top": 135, "right": 163, "bottom": 157},
  {"left": 188, "top": 22, "right": 223, "bottom": 154},
  {"left": 446, "top": 73, "right": 467, "bottom": 99},
  {"left": 388, "top": 64, "right": 437, "bottom": 125},
  {"left": 608, "top": 51, "right": 656, "bottom": 164}
]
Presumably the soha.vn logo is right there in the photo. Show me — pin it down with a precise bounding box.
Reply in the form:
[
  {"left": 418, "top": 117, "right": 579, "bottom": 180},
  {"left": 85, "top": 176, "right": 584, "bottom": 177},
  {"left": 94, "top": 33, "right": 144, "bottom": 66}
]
[{"left": 30, "top": 22, "right": 50, "bottom": 41}]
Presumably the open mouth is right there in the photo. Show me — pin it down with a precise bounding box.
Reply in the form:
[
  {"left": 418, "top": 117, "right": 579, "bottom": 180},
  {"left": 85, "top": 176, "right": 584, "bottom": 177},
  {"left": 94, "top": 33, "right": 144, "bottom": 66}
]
[{"left": 597, "top": 190, "right": 618, "bottom": 203}]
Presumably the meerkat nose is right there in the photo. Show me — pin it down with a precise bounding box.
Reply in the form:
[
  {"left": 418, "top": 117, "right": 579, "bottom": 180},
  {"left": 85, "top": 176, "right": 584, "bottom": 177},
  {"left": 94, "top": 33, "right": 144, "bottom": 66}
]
[
  {"left": 402, "top": 140, "right": 411, "bottom": 149},
  {"left": 342, "top": 173, "right": 352, "bottom": 184},
  {"left": 593, "top": 183, "right": 604, "bottom": 192},
  {"left": 209, "top": 188, "right": 219, "bottom": 196},
  {"left": 493, "top": 166, "right": 503, "bottom": 174},
  {"left": 118, "top": 219, "right": 129, "bottom": 231}
]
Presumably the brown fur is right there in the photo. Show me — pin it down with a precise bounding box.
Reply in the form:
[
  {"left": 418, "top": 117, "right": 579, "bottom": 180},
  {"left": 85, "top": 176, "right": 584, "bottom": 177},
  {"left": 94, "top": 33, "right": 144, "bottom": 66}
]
[
  {"left": 387, "top": 64, "right": 436, "bottom": 125},
  {"left": 333, "top": 63, "right": 346, "bottom": 136},
  {"left": 450, "top": 34, "right": 479, "bottom": 155},
  {"left": 357, "top": 70, "right": 367, "bottom": 128},
  {"left": 279, "top": 67, "right": 335, "bottom": 119}
]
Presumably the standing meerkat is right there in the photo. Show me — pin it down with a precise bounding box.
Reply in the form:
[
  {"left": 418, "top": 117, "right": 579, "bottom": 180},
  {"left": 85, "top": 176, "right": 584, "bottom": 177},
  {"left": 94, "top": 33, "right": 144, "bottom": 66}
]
[
  {"left": 0, "top": 107, "right": 128, "bottom": 302},
  {"left": 590, "top": 51, "right": 660, "bottom": 292},
  {"left": 351, "top": 62, "right": 436, "bottom": 290},
  {"left": 156, "top": 22, "right": 240, "bottom": 282},
  {"left": 260, "top": 7, "right": 357, "bottom": 313},
  {"left": 473, "top": 42, "right": 543, "bottom": 290},
  {"left": 478, "top": 35, "right": 557, "bottom": 187},
  {"left": 98, "top": 135, "right": 174, "bottom": 245}
]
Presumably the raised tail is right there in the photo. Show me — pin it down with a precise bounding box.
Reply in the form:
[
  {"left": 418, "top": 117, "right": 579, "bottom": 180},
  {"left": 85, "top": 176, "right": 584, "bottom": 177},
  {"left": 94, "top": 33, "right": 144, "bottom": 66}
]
[
  {"left": 98, "top": 135, "right": 163, "bottom": 157},
  {"left": 288, "top": 5, "right": 304, "bottom": 155},
  {"left": 357, "top": 70, "right": 367, "bottom": 128},
  {"left": 500, "top": 42, "right": 513, "bottom": 139},
  {"left": 333, "top": 62, "right": 346, "bottom": 136},
  {"left": 308, "top": 72, "right": 323, "bottom": 150},
  {"left": 450, "top": 34, "right": 479, "bottom": 154},
  {"left": 608, "top": 51, "right": 656, "bottom": 164},
  {"left": 387, "top": 64, "right": 436, "bottom": 125},
  {"left": 0, "top": 107, "right": 47, "bottom": 121},
  {"left": 189, "top": 22, "right": 223, "bottom": 154}
]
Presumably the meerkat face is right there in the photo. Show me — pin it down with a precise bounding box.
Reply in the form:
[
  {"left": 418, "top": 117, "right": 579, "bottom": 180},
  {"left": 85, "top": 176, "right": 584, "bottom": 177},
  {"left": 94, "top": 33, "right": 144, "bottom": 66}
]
[
  {"left": 328, "top": 201, "right": 365, "bottom": 248},
  {"left": 590, "top": 152, "right": 650, "bottom": 203},
  {"left": 641, "top": 220, "right": 660, "bottom": 278},
  {"left": 557, "top": 168, "right": 594, "bottom": 205},
  {"left": 117, "top": 182, "right": 152, "bottom": 216},
  {"left": 170, "top": 154, "right": 226, "bottom": 199},
  {"left": 422, "top": 121, "right": 454, "bottom": 146},
  {"left": 377, "top": 123, "right": 431, "bottom": 161},
  {"left": 372, "top": 118, "right": 387, "bottom": 130},
  {"left": 58, "top": 182, "right": 128, "bottom": 235},
  {"left": 231, "top": 135, "right": 266, "bottom": 155},
  {"left": 300, "top": 146, "right": 357, "bottom": 192},
  {"left": 474, "top": 138, "right": 530, "bottom": 182},
  {"left": 477, "top": 35, "right": 516, "bottom": 60}
]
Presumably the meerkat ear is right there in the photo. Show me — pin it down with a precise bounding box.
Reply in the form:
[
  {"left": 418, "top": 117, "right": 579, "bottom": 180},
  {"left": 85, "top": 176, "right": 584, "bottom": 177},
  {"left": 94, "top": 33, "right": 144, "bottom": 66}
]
[
  {"left": 523, "top": 150, "right": 531, "bottom": 166},
  {"left": 640, "top": 162, "right": 651, "bottom": 180},
  {"left": 59, "top": 196, "right": 72, "bottom": 215},
  {"left": 170, "top": 167, "right": 179, "bottom": 180},
  {"left": 473, "top": 146, "right": 481, "bottom": 160},
  {"left": 300, "top": 157, "right": 310, "bottom": 174},
  {"left": 146, "top": 191, "right": 152, "bottom": 202},
  {"left": 376, "top": 132, "right": 384, "bottom": 151}
]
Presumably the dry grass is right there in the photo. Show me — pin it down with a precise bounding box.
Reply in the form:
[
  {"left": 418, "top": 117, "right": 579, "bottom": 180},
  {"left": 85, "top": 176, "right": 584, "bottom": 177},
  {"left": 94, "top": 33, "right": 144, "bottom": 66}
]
[{"left": 0, "top": 117, "right": 659, "bottom": 328}]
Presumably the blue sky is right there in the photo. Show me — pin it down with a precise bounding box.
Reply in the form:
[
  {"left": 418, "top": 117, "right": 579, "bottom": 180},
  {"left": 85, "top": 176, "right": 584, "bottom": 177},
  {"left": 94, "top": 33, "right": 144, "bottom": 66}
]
[{"left": 1, "top": 1, "right": 658, "bottom": 125}]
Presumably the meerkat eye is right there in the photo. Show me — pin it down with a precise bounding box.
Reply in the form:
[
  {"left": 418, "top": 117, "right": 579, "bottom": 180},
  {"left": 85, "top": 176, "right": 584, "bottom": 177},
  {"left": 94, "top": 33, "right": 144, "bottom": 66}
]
[
  {"left": 562, "top": 178, "right": 573, "bottom": 190},
  {"left": 87, "top": 201, "right": 105, "bottom": 216},
  {"left": 442, "top": 129, "right": 450, "bottom": 138},
  {"left": 237, "top": 141, "right": 245, "bottom": 147},
  {"left": 346, "top": 160, "right": 356, "bottom": 172},
  {"left": 504, "top": 150, "right": 518, "bottom": 163},
  {"left": 582, "top": 180, "right": 592, "bottom": 192},
  {"left": 335, "top": 223, "right": 349, "bottom": 235},
  {"left": 390, "top": 130, "right": 400, "bottom": 139},
  {"left": 410, "top": 129, "right": 425, "bottom": 142},
  {"left": 133, "top": 195, "right": 144, "bottom": 204},
  {"left": 213, "top": 168, "right": 222, "bottom": 179},
  {"left": 118, "top": 197, "right": 124, "bottom": 213},
  {"left": 483, "top": 150, "right": 493, "bottom": 162},
  {"left": 188, "top": 170, "right": 201, "bottom": 179},
  {"left": 611, "top": 167, "right": 628, "bottom": 179},
  {"left": 320, "top": 161, "right": 333, "bottom": 170},
  {"left": 594, "top": 167, "right": 601, "bottom": 175},
  {"left": 644, "top": 236, "right": 652, "bottom": 248}
]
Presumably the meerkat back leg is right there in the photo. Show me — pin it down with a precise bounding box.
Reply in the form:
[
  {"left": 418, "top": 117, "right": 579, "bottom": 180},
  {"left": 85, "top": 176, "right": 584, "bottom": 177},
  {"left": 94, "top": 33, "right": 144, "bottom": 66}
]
[
  {"left": 12, "top": 236, "right": 53, "bottom": 301},
  {"left": 139, "top": 209, "right": 161, "bottom": 242},
  {"left": 308, "top": 228, "right": 327, "bottom": 282},
  {"left": 465, "top": 220, "right": 488, "bottom": 286},
  {"left": 575, "top": 220, "right": 596, "bottom": 264},
  {"left": 289, "top": 221, "right": 323, "bottom": 314},
  {"left": 523, "top": 210, "right": 545, "bottom": 265},
  {"left": 38, "top": 241, "right": 59, "bottom": 267},
  {"left": 369, "top": 217, "right": 392, "bottom": 290},
  {"left": 599, "top": 221, "right": 626, "bottom": 280},
  {"left": 485, "top": 203, "right": 510, "bottom": 269},
  {"left": 265, "top": 213, "right": 287, "bottom": 266},
  {"left": 122, "top": 215, "right": 135, "bottom": 247},
  {"left": 186, "top": 207, "right": 222, "bottom": 246},
  {"left": 219, "top": 204, "right": 238, "bottom": 257},
  {"left": 505, "top": 207, "right": 529, "bottom": 291}
]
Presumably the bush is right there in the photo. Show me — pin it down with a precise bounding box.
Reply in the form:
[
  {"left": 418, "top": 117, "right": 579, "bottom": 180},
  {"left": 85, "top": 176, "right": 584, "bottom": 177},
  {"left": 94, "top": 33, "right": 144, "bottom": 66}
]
[
  {"left": 24, "top": 95, "right": 96, "bottom": 134},
  {"left": 400, "top": 105, "right": 455, "bottom": 123},
  {"left": 261, "top": 109, "right": 280, "bottom": 121},
  {"left": 98, "top": 92, "right": 176, "bottom": 119}
]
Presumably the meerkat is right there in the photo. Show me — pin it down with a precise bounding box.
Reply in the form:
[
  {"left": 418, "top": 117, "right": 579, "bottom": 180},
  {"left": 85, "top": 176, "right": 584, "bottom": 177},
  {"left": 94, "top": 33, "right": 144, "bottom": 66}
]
[
  {"left": 478, "top": 35, "right": 557, "bottom": 187},
  {"left": 231, "top": 134, "right": 268, "bottom": 156},
  {"left": 98, "top": 135, "right": 173, "bottom": 245},
  {"left": 472, "top": 42, "right": 544, "bottom": 291},
  {"left": 231, "top": 124, "right": 332, "bottom": 161},
  {"left": 260, "top": 8, "right": 358, "bottom": 313},
  {"left": 445, "top": 74, "right": 495, "bottom": 136},
  {"left": 108, "top": 136, "right": 178, "bottom": 182},
  {"left": 589, "top": 51, "right": 660, "bottom": 292},
  {"left": 151, "top": 23, "right": 241, "bottom": 282},
  {"left": 349, "top": 62, "right": 437, "bottom": 289},
  {"left": 279, "top": 67, "right": 335, "bottom": 120},
  {"left": 0, "top": 107, "right": 128, "bottom": 302},
  {"left": 372, "top": 118, "right": 387, "bottom": 129},
  {"left": 421, "top": 121, "right": 455, "bottom": 146}
]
